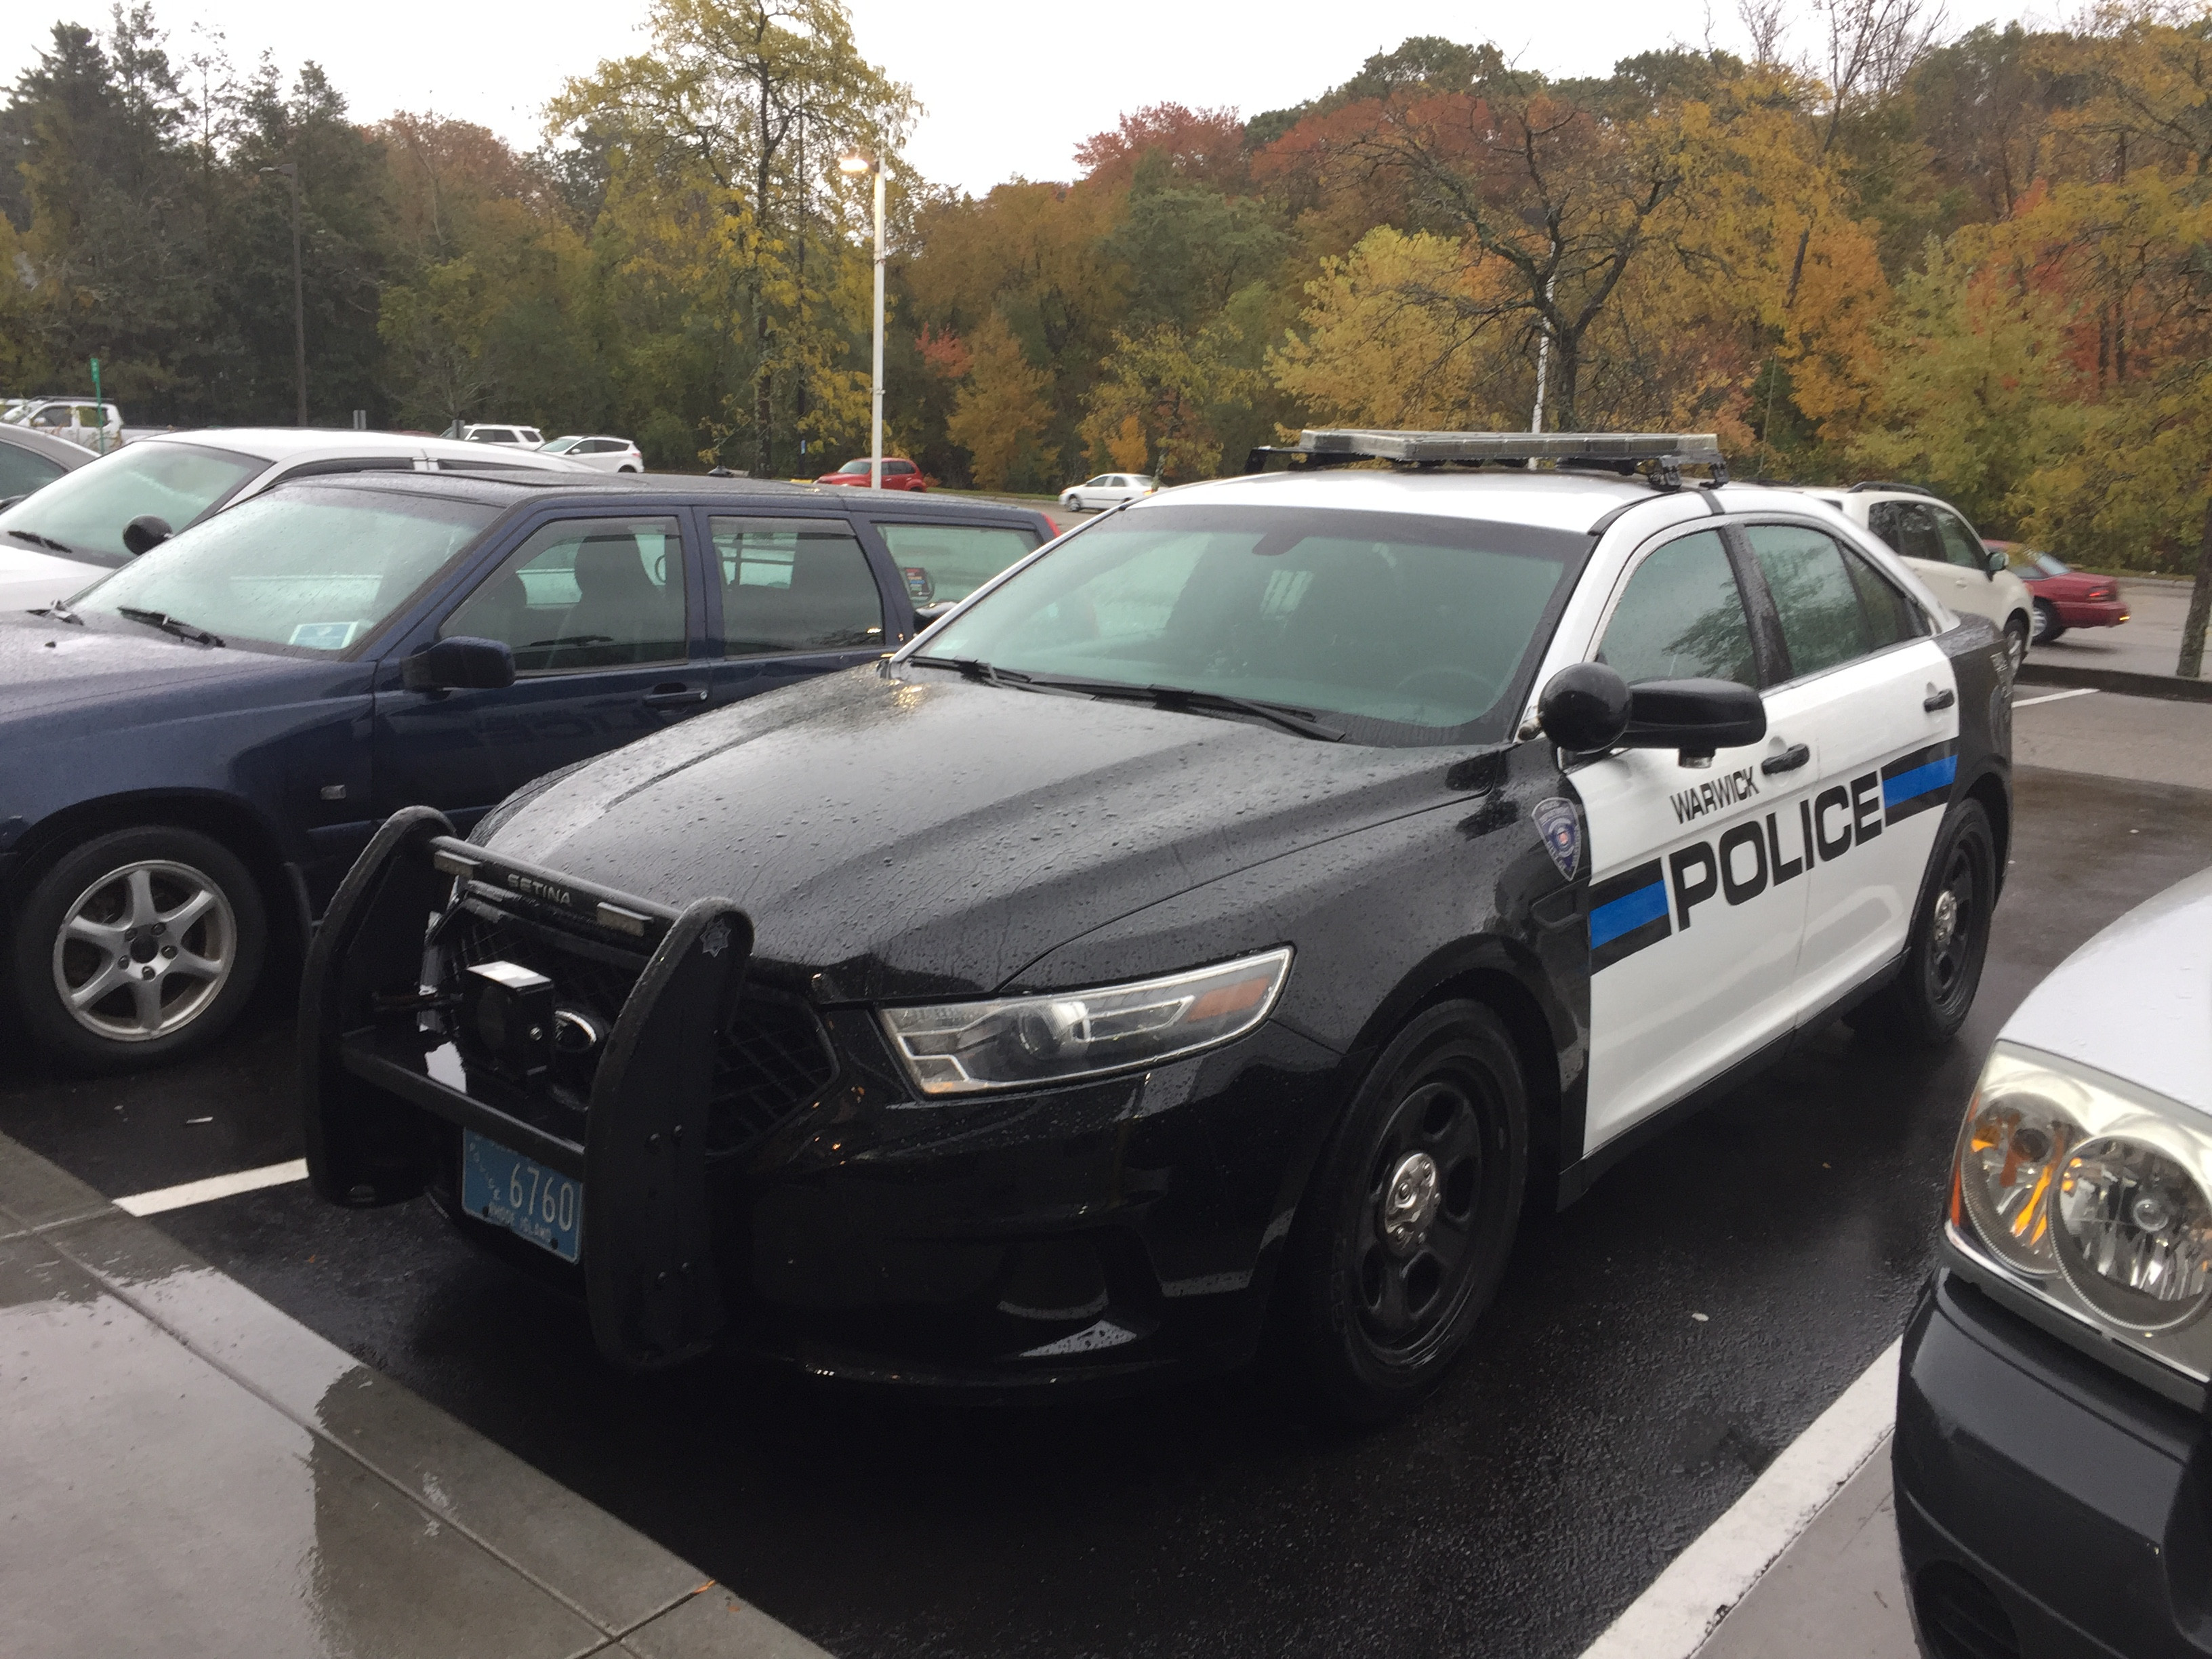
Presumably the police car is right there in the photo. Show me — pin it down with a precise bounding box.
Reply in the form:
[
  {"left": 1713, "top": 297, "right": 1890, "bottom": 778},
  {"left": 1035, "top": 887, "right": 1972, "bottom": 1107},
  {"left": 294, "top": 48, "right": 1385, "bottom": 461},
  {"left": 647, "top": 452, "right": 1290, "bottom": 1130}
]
[{"left": 303, "top": 430, "right": 2011, "bottom": 1418}]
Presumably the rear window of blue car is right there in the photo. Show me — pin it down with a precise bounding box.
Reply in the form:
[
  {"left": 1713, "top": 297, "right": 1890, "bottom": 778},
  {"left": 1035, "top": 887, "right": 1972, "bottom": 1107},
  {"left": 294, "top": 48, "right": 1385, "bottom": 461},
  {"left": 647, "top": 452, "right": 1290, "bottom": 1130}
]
[{"left": 75, "top": 484, "right": 498, "bottom": 653}]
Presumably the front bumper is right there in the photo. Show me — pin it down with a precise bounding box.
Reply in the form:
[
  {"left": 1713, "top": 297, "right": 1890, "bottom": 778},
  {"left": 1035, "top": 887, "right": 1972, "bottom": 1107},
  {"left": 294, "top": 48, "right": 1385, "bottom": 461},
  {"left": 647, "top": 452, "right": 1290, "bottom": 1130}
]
[
  {"left": 1892, "top": 1264, "right": 2212, "bottom": 1658},
  {"left": 302, "top": 809, "right": 1351, "bottom": 1386}
]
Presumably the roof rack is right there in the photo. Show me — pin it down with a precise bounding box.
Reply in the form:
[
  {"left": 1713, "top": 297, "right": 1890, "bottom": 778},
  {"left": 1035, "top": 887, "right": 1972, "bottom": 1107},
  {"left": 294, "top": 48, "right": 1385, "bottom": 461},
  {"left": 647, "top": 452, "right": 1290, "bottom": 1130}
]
[
  {"left": 1244, "top": 429, "right": 1729, "bottom": 490},
  {"left": 1845, "top": 480, "right": 1939, "bottom": 497}
]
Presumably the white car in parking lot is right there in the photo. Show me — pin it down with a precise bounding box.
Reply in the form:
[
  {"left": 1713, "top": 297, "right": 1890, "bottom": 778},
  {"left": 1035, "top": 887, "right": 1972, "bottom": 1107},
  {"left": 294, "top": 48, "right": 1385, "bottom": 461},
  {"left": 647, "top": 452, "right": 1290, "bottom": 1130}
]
[
  {"left": 0, "top": 428, "right": 591, "bottom": 613},
  {"left": 461, "top": 424, "right": 546, "bottom": 448},
  {"left": 5, "top": 398, "right": 125, "bottom": 452},
  {"left": 1774, "top": 483, "right": 2034, "bottom": 673},
  {"left": 1060, "top": 472, "right": 1158, "bottom": 512},
  {"left": 538, "top": 434, "right": 644, "bottom": 473}
]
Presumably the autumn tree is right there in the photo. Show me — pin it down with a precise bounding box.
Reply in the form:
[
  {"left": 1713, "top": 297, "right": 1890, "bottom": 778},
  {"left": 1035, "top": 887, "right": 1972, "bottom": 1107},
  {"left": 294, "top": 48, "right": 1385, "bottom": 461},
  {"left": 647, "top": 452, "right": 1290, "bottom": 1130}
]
[
  {"left": 946, "top": 312, "right": 1059, "bottom": 490},
  {"left": 554, "top": 0, "right": 915, "bottom": 474}
]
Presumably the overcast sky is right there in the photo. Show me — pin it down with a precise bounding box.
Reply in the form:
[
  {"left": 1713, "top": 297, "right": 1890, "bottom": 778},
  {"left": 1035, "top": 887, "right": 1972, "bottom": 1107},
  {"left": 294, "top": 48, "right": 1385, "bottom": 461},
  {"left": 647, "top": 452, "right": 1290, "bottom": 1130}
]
[{"left": 4, "top": 0, "right": 2043, "bottom": 194}]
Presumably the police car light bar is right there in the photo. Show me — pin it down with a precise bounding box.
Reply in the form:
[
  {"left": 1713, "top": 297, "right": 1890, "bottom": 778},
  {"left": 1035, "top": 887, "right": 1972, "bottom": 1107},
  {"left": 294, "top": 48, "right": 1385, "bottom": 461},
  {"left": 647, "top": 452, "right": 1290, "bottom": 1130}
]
[{"left": 1244, "top": 429, "right": 1729, "bottom": 487}]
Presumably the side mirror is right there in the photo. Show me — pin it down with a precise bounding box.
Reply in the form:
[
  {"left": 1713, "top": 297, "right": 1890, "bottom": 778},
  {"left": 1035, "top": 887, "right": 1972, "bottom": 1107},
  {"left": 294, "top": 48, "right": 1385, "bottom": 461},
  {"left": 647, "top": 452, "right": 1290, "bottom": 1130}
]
[
  {"left": 403, "top": 635, "right": 516, "bottom": 692},
  {"left": 1985, "top": 548, "right": 2009, "bottom": 577},
  {"left": 1622, "top": 678, "right": 1767, "bottom": 764},
  {"left": 122, "top": 514, "right": 172, "bottom": 556},
  {"left": 1537, "top": 661, "right": 1632, "bottom": 753}
]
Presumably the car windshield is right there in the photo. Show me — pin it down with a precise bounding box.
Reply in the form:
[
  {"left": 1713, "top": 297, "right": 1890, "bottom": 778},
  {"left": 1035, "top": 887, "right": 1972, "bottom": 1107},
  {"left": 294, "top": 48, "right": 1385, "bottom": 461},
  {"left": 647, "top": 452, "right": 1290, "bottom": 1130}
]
[
  {"left": 835, "top": 459, "right": 874, "bottom": 474},
  {"left": 539, "top": 436, "right": 581, "bottom": 453},
  {"left": 0, "top": 441, "right": 262, "bottom": 565},
  {"left": 2026, "top": 551, "right": 2068, "bottom": 576},
  {"left": 921, "top": 504, "right": 1586, "bottom": 745},
  {"left": 70, "top": 484, "right": 498, "bottom": 653}
]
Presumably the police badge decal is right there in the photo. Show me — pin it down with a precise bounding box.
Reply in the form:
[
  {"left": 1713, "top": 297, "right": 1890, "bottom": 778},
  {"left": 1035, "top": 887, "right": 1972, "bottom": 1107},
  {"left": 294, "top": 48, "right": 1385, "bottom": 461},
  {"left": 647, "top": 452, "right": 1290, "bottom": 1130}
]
[{"left": 1532, "top": 797, "right": 1582, "bottom": 880}]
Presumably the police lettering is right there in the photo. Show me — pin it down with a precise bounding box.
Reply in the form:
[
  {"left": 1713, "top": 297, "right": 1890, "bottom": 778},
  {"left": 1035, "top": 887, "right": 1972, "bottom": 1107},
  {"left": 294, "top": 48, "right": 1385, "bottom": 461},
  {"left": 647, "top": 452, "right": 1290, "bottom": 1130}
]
[{"left": 1668, "top": 766, "right": 1882, "bottom": 924}]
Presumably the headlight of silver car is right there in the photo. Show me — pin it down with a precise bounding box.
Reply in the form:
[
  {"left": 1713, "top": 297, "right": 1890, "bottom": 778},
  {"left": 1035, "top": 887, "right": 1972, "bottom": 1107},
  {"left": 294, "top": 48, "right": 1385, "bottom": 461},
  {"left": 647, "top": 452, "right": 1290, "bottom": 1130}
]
[
  {"left": 879, "top": 947, "right": 1292, "bottom": 1096},
  {"left": 1950, "top": 1042, "right": 2212, "bottom": 1378}
]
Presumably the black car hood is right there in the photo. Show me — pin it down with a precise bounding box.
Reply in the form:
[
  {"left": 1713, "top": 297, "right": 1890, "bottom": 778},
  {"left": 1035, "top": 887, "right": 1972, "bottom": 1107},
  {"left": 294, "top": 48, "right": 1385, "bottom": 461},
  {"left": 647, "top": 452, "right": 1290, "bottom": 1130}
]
[
  {"left": 488, "top": 665, "right": 1494, "bottom": 1000},
  {"left": 0, "top": 611, "right": 317, "bottom": 720}
]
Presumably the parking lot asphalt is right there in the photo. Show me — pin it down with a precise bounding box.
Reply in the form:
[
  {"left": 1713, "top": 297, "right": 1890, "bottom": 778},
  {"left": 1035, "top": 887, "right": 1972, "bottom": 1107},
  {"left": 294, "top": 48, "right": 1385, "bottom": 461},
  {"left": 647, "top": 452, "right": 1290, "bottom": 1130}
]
[{"left": 5, "top": 694, "right": 2211, "bottom": 1659}]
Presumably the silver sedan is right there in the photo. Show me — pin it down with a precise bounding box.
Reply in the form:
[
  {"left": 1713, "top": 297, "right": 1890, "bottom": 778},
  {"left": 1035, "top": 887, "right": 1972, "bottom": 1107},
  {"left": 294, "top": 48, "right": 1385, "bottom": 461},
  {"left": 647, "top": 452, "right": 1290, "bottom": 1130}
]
[{"left": 1059, "top": 472, "right": 1157, "bottom": 512}]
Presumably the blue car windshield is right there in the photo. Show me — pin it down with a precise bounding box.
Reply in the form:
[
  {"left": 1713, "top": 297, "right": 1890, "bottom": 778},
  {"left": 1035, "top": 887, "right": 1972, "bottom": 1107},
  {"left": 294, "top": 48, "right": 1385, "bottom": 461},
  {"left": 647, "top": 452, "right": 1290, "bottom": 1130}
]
[
  {"left": 921, "top": 504, "right": 1586, "bottom": 745},
  {"left": 73, "top": 484, "right": 497, "bottom": 654}
]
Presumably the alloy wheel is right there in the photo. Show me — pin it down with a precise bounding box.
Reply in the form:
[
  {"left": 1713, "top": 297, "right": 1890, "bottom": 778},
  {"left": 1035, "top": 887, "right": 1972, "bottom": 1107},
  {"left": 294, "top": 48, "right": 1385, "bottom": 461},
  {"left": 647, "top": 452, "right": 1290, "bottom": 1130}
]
[{"left": 51, "top": 859, "right": 237, "bottom": 1042}]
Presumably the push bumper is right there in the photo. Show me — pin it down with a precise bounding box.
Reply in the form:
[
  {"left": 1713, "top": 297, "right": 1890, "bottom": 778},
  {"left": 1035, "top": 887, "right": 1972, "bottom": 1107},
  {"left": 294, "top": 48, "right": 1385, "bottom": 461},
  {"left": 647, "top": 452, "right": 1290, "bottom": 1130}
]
[
  {"left": 1891, "top": 1264, "right": 2212, "bottom": 1658},
  {"left": 300, "top": 807, "right": 751, "bottom": 1370}
]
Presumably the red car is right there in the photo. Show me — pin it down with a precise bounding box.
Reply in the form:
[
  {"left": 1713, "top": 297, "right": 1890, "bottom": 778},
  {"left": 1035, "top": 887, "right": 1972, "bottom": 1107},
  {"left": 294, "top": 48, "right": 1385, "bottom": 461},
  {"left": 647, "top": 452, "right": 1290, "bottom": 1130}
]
[
  {"left": 1987, "top": 540, "right": 2129, "bottom": 644},
  {"left": 816, "top": 457, "right": 930, "bottom": 491}
]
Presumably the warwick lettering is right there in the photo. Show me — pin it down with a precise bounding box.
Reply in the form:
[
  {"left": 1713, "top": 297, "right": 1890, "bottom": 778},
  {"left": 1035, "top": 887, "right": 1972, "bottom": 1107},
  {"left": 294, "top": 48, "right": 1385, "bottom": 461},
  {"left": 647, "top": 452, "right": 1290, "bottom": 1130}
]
[{"left": 1670, "top": 766, "right": 1760, "bottom": 824}]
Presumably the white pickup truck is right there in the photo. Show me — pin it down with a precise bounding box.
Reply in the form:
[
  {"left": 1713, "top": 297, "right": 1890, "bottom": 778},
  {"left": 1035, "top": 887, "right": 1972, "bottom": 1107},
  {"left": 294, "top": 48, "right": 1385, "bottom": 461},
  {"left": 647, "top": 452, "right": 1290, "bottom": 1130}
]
[{"left": 3, "top": 398, "right": 126, "bottom": 452}]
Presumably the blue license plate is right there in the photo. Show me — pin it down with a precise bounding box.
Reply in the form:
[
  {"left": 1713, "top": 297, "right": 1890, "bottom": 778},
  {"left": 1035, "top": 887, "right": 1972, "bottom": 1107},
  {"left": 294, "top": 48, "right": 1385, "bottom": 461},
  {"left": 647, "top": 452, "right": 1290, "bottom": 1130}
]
[{"left": 460, "top": 1130, "right": 582, "bottom": 1263}]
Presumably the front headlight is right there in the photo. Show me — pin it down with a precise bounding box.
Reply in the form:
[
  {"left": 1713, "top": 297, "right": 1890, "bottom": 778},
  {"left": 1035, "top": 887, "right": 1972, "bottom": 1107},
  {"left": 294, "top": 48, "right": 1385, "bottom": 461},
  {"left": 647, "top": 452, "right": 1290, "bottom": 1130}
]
[
  {"left": 880, "top": 947, "right": 1292, "bottom": 1096},
  {"left": 1950, "top": 1042, "right": 2212, "bottom": 1378}
]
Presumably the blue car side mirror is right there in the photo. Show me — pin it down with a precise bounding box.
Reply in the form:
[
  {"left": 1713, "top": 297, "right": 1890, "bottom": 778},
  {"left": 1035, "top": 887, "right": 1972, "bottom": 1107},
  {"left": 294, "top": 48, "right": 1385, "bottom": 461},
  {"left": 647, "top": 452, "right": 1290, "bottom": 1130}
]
[{"left": 405, "top": 636, "right": 516, "bottom": 692}]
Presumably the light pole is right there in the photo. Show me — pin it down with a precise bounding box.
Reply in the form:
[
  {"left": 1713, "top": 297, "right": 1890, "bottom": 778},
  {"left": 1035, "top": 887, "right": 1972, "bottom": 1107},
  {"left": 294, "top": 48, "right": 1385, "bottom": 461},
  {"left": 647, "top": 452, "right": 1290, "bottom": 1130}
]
[
  {"left": 840, "top": 150, "right": 886, "bottom": 489},
  {"left": 260, "top": 162, "right": 306, "bottom": 426}
]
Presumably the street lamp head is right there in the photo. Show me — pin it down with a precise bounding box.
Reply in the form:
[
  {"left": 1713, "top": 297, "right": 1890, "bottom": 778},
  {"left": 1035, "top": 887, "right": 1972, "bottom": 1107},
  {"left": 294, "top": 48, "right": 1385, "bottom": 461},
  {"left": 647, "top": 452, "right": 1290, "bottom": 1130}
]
[
  {"left": 258, "top": 162, "right": 298, "bottom": 178},
  {"left": 838, "top": 152, "right": 874, "bottom": 175}
]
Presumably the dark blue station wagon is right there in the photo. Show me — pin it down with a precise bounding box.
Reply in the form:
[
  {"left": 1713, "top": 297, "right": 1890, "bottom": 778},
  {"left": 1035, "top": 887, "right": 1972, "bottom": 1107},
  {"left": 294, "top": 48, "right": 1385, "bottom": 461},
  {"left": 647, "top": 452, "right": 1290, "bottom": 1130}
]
[{"left": 0, "top": 471, "right": 1052, "bottom": 1069}]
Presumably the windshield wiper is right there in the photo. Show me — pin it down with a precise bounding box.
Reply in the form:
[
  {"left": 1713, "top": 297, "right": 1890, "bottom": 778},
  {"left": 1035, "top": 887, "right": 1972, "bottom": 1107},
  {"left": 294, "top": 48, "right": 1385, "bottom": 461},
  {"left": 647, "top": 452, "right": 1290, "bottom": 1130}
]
[
  {"left": 4, "top": 527, "right": 74, "bottom": 555},
  {"left": 907, "top": 654, "right": 1037, "bottom": 689},
  {"left": 1017, "top": 674, "right": 1344, "bottom": 741},
  {"left": 31, "top": 598, "right": 83, "bottom": 624},
  {"left": 115, "top": 606, "right": 224, "bottom": 647}
]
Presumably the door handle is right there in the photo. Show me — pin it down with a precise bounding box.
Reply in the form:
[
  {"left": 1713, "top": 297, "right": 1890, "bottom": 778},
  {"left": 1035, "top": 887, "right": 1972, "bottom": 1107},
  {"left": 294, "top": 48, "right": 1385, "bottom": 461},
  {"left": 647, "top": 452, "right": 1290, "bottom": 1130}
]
[
  {"left": 641, "top": 684, "right": 709, "bottom": 709},
  {"left": 1760, "top": 743, "right": 1811, "bottom": 776},
  {"left": 1923, "top": 688, "right": 1955, "bottom": 712}
]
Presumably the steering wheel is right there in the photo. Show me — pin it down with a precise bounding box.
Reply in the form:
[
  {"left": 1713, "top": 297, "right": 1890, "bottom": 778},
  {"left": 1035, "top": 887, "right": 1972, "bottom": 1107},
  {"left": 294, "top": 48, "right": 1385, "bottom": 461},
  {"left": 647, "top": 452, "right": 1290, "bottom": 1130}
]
[{"left": 1392, "top": 665, "right": 1494, "bottom": 703}]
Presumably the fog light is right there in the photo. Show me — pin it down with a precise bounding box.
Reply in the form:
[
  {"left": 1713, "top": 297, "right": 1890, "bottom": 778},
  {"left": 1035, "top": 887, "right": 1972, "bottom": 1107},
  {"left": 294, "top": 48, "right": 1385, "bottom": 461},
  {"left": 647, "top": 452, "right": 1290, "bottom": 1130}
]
[{"left": 2054, "top": 1137, "right": 2212, "bottom": 1332}]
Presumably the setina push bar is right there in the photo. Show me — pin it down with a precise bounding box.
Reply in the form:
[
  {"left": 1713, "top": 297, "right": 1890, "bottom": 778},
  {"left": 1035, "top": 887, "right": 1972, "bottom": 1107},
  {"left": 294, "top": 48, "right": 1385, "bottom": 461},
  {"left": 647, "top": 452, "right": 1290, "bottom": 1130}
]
[{"left": 298, "top": 805, "right": 752, "bottom": 1370}]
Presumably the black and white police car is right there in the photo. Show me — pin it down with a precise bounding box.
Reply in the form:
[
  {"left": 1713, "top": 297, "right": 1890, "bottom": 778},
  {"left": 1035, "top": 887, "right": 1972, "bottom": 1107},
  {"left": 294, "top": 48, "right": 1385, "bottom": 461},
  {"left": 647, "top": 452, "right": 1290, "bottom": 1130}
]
[{"left": 304, "top": 430, "right": 2011, "bottom": 1418}]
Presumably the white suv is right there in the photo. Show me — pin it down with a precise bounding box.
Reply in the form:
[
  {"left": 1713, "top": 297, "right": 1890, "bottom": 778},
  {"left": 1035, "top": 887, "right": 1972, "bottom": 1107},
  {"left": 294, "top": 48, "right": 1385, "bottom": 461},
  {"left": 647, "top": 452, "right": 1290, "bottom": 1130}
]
[
  {"left": 461, "top": 424, "right": 545, "bottom": 448},
  {"left": 1779, "top": 483, "right": 2032, "bottom": 672}
]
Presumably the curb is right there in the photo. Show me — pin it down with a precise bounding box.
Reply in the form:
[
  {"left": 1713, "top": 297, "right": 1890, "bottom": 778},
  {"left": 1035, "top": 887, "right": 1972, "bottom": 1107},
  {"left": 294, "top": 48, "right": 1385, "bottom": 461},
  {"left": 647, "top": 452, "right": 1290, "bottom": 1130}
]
[{"left": 2015, "top": 662, "right": 2212, "bottom": 704}]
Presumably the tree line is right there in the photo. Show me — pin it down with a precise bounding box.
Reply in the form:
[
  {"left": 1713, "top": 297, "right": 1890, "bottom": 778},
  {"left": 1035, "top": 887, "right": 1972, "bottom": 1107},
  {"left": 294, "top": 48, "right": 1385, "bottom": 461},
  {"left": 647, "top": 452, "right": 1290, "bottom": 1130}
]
[{"left": 9, "top": 1, "right": 2212, "bottom": 584}]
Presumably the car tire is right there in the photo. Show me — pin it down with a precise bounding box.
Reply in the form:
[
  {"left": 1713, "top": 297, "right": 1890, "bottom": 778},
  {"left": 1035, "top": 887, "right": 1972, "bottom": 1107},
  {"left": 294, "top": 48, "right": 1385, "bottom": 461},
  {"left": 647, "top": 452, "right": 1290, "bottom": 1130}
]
[
  {"left": 2032, "top": 600, "right": 2064, "bottom": 644},
  {"left": 2002, "top": 613, "right": 2029, "bottom": 674},
  {"left": 1851, "top": 798, "right": 1995, "bottom": 1049},
  {"left": 1276, "top": 1000, "right": 1528, "bottom": 1422},
  {"left": 9, "top": 825, "right": 268, "bottom": 1073}
]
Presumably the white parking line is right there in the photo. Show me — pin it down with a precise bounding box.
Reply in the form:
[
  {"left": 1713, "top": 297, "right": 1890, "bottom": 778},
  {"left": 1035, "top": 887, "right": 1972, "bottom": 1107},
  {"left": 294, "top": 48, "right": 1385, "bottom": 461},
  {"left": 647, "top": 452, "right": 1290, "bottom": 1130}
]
[
  {"left": 115, "top": 1159, "right": 309, "bottom": 1216},
  {"left": 1576, "top": 1338, "right": 1901, "bottom": 1659},
  {"left": 2012, "top": 687, "right": 2100, "bottom": 709}
]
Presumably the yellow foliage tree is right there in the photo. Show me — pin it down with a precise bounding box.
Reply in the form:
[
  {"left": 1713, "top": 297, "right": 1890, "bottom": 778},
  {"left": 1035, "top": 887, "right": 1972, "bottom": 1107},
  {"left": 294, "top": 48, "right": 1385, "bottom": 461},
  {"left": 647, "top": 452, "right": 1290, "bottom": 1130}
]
[{"left": 947, "top": 312, "right": 1059, "bottom": 491}]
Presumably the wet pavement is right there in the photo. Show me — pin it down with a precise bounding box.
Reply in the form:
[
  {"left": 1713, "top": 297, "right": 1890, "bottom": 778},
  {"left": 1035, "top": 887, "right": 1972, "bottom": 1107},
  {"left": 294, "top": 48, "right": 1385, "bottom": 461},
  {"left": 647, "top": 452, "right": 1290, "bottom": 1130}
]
[
  {"left": 6, "top": 754, "right": 2212, "bottom": 1659},
  {"left": 0, "top": 1136, "right": 819, "bottom": 1659}
]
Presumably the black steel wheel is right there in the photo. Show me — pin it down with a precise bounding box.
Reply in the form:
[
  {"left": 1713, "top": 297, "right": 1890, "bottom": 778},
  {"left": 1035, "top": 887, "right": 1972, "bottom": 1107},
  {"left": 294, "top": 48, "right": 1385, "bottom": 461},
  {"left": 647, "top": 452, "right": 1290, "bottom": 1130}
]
[
  {"left": 1277, "top": 1000, "right": 1528, "bottom": 1422},
  {"left": 1855, "top": 798, "right": 1994, "bottom": 1048}
]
